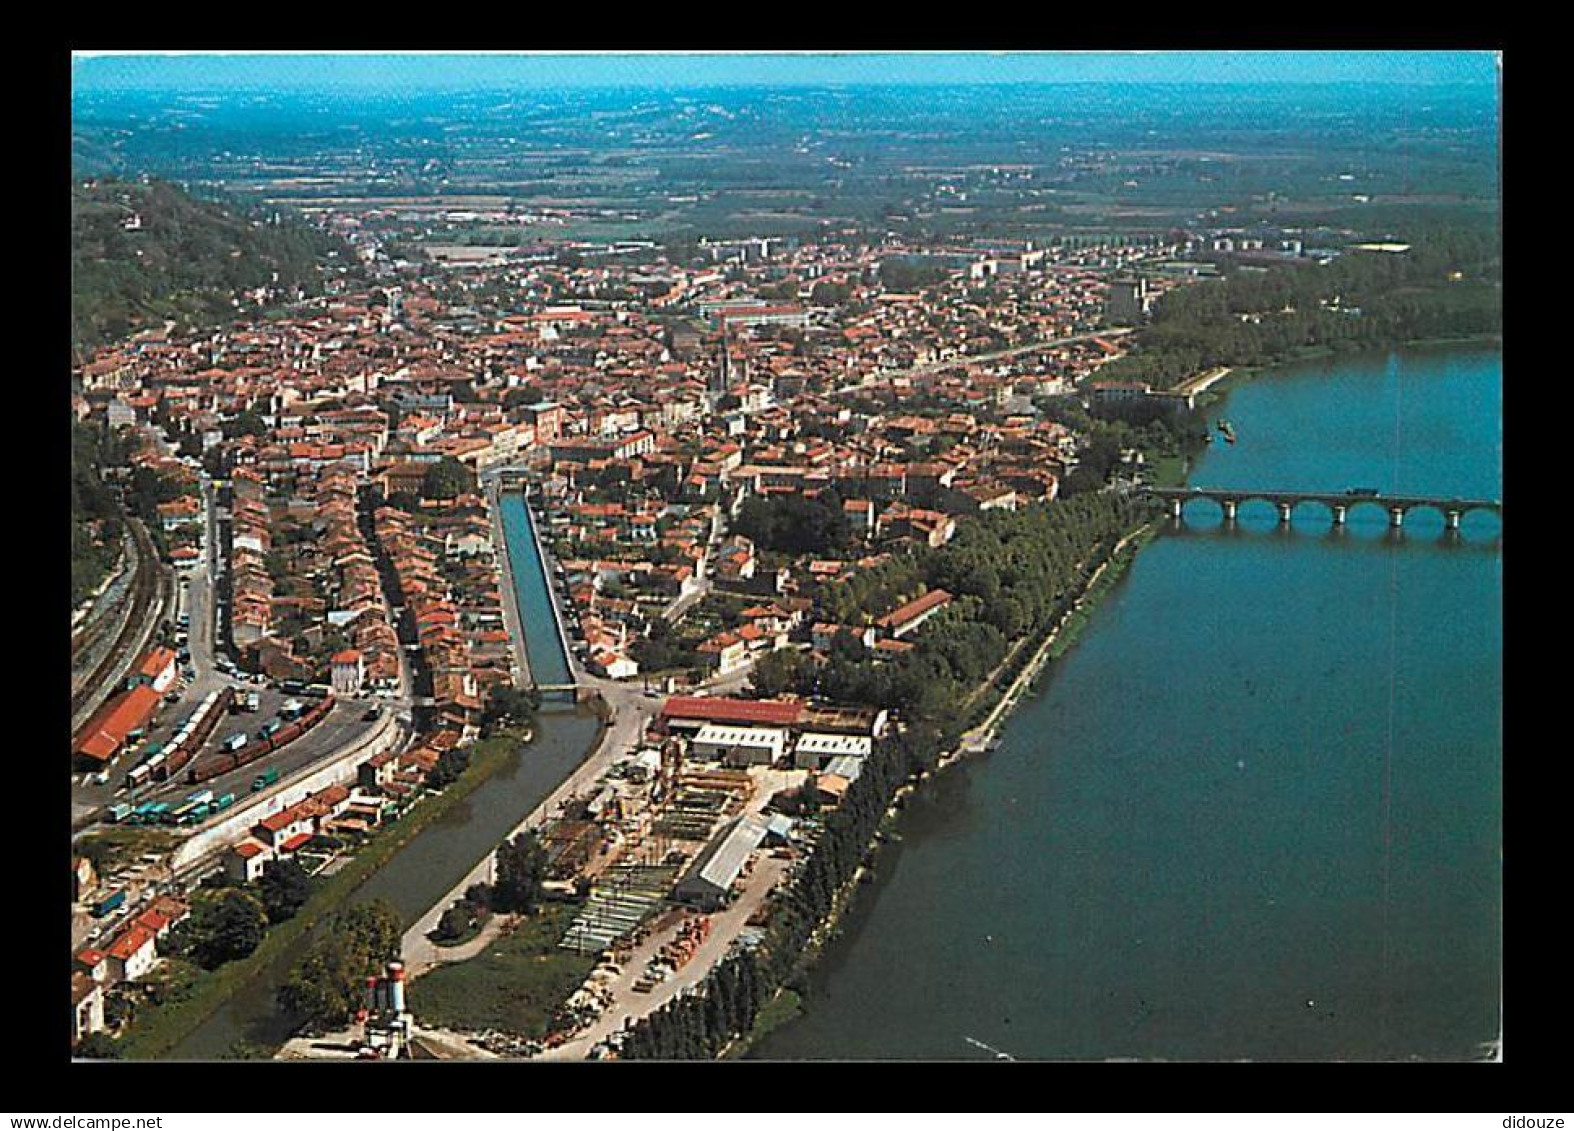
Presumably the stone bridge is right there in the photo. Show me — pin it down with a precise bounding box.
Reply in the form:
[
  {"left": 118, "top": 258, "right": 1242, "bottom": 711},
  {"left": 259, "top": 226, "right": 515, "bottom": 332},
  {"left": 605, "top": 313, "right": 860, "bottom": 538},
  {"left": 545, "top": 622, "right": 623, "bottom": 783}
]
[{"left": 1143, "top": 487, "right": 1502, "bottom": 530}]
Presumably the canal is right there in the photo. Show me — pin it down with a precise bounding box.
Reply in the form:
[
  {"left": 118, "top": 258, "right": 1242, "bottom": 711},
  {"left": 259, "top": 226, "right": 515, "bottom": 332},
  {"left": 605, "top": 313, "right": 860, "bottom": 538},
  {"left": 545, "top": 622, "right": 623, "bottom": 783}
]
[
  {"left": 498, "top": 489, "right": 575, "bottom": 687},
  {"left": 751, "top": 344, "right": 1502, "bottom": 1061},
  {"left": 168, "top": 490, "right": 597, "bottom": 1059}
]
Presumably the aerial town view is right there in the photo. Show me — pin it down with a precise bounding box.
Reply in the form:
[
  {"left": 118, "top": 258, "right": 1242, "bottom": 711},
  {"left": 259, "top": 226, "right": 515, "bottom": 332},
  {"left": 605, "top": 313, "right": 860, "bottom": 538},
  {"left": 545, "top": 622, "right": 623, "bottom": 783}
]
[{"left": 67, "top": 50, "right": 1502, "bottom": 1062}]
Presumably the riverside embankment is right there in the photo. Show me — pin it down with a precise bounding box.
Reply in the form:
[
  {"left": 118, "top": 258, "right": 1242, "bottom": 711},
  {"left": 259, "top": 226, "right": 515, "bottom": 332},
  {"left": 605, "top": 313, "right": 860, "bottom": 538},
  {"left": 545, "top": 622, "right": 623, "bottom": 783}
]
[{"left": 752, "top": 344, "right": 1502, "bottom": 1061}]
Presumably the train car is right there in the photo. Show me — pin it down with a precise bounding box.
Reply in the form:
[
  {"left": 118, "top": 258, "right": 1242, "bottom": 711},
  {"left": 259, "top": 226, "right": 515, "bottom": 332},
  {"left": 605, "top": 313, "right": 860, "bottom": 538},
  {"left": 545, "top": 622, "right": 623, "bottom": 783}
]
[
  {"left": 126, "top": 763, "right": 152, "bottom": 791},
  {"left": 230, "top": 738, "right": 272, "bottom": 771},
  {"left": 186, "top": 754, "right": 233, "bottom": 785},
  {"left": 169, "top": 799, "right": 201, "bottom": 824},
  {"left": 145, "top": 751, "right": 169, "bottom": 782}
]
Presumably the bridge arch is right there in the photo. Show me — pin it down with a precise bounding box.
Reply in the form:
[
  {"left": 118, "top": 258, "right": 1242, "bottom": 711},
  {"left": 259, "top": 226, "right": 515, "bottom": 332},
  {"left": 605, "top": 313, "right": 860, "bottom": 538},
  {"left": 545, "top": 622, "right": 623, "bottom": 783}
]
[{"left": 1147, "top": 488, "right": 1501, "bottom": 532}]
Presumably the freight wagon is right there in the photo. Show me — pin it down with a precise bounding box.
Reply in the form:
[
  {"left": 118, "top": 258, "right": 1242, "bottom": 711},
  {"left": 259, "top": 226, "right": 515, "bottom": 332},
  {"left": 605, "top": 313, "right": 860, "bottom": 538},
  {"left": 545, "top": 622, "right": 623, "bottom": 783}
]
[
  {"left": 154, "top": 686, "right": 235, "bottom": 782},
  {"left": 186, "top": 695, "right": 336, "bottom": 785}
]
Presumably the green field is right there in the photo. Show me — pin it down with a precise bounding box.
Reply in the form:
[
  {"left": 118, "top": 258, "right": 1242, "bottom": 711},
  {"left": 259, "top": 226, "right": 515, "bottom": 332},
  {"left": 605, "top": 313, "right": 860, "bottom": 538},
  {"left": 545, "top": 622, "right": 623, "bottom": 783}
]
[{"left": 411, "top": 902, "right": 594, "bottom": 1037}]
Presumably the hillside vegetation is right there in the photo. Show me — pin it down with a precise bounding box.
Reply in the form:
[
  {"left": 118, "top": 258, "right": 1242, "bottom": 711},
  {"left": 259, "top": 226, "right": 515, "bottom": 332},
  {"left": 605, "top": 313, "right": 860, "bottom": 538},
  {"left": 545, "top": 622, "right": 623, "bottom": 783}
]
[{"left": 71, "top": 178, "right": 351, "bottom": 357}]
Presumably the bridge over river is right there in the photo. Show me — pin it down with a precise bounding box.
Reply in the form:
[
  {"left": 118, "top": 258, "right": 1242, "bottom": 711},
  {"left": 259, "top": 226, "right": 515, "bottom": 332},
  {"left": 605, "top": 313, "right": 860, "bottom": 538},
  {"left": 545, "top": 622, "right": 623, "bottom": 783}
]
[{"left": 1143, "top": 487, "right": 1503, "bottom": 530}]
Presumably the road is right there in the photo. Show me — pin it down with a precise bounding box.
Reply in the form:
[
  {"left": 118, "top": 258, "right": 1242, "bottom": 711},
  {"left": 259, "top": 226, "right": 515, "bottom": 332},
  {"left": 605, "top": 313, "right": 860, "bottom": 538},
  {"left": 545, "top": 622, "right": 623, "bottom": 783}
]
[
  {"left": 827, "top": 325, "right": 1134, "bottom": 397},
  {"left": 538, "top": 852, "right": 792, "bottom": 1061},
  {"left": 402, "top": 685, "right": 660, "bottom": 975}
]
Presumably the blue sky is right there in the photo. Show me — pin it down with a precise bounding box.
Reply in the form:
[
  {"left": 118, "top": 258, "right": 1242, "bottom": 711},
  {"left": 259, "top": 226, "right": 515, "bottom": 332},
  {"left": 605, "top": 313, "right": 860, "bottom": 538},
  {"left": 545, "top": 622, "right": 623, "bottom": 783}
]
[{"left": 72, "top": 51, "right": 1500, "bottom": 92}]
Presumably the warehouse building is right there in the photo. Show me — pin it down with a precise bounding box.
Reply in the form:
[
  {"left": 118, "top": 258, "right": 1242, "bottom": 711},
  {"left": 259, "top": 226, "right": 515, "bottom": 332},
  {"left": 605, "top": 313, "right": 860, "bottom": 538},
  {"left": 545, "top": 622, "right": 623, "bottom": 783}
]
[
  {"left": 658, "top": 695, "right": 803, "bottom": 734},
  {"left": 792, "top": 731, "right": 872, "bottom": 770},
  {"left": 691, "top": 724, "right": 787, "bottom": 766},
  {"left": 673, "top": 813, "right": 771, "bottom": 910}
]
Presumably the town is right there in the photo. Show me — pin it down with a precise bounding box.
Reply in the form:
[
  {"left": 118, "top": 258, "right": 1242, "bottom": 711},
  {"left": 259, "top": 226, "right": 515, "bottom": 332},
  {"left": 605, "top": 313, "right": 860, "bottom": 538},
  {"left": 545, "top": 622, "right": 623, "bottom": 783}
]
[
  {"left": 70, "top": 209, "right": 1215, "bottom": 1058},
  {"left": 68, "top": 52, "right": 1502, "bottom": 1063}
]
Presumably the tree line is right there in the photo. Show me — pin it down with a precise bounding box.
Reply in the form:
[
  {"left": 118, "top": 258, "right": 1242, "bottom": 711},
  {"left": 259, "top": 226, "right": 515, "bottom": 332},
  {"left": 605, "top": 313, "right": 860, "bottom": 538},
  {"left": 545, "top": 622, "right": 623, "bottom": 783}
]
[
  {"left": 622, "top": 492, "right": 1152, "bottom": 1058},
  {"left": 1100, "top": 227, "right": 1501, "bottom": 390}
]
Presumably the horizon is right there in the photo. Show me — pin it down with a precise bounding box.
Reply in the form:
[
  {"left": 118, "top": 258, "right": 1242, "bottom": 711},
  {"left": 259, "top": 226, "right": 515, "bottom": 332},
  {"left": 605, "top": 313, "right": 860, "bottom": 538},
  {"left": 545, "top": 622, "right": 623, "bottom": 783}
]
[{"left": 71, "top": 50, "right": 1501, "bottom": 93}]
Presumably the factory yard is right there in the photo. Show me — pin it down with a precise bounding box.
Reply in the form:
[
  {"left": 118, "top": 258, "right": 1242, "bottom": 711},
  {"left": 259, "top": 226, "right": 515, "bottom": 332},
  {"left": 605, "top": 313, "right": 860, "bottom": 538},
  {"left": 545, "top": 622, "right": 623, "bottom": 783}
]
[
  {"left": 539, "top": 852, "right": 792, "bottom": 1061},
  {"left": 390, "top": 746, "right": 809, "bottom": 1059}
]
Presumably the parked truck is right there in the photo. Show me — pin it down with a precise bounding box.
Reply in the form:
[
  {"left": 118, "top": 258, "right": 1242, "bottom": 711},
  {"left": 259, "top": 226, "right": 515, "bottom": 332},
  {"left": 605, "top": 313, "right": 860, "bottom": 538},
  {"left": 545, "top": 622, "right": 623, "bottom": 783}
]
[
  {"left": 91, "top": 890, "right": 126, "bottom": 918},
  {"left": 251, "top": 766, "right": 280, "bottom": 792}
]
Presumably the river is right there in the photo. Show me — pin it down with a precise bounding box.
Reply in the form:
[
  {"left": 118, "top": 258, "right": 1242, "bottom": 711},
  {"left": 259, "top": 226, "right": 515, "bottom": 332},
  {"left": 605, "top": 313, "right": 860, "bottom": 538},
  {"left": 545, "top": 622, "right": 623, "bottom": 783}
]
[{"left": 750, "top": 344, "right": 1502, "bottom": 1061}]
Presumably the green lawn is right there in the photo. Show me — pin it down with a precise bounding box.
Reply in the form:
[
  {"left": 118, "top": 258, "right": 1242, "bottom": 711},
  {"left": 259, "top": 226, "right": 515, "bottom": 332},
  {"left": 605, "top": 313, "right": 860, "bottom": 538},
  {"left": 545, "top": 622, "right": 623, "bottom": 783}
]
[{"left": 411, "top": 902, "right": 594, "bottom": 1038}]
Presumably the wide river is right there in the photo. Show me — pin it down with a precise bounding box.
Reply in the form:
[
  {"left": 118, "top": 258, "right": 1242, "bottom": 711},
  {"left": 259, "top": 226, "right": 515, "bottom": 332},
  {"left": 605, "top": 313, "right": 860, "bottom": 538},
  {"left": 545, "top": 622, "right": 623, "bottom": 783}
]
[{"left": 751, "top": 344, "right": 1502, "bottom": 1061}]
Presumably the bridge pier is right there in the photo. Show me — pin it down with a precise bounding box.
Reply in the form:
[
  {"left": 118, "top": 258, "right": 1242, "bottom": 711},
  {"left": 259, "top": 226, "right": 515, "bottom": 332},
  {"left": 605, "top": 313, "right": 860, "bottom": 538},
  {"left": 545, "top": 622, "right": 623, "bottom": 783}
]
[
  {"left": 1331, "top": 504, "right": 1347, "bottom": 526},
  {"left": 1276, "top": 501, "right": 1293, "bottom": 524},
  {"left": 1389, "top": 506, "right": 1405, "bottom": 528},
  {"left": 1221, "top": 499, "right": 1238, "bottom": 523},
  {"left": 1446, "top": 510, "right": 1462, "bottom": 531}
]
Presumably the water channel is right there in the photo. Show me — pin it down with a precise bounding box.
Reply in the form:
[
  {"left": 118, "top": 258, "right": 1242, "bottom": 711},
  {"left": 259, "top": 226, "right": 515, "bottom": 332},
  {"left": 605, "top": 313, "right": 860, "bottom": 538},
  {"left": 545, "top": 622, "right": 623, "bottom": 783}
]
[{"left": 169, "top": 490, "right": 592, "bottom": 1058}]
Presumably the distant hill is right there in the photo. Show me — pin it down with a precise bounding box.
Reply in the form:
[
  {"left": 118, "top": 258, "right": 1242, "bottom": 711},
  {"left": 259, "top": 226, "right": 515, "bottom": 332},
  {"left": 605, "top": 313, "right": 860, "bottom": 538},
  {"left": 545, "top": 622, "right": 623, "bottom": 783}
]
[{"left": 71, "top": 178, "right": 354, "bottom": 358}]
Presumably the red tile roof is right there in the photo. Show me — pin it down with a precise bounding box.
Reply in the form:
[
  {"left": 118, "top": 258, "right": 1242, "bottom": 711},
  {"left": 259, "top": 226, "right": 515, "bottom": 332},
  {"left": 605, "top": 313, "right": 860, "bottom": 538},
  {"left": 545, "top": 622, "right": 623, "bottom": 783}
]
[
  {"left": 876, "top": 588, "right": 953, "bottom": 630},
  {"left": 74, "top": 685, "right": 163, "bottom": 763},
  {"left": 106, "top": 924, "right": 155, "bottom": 961},
  {"left": 660, "top": 696, "right": 803, "bottom": 728},
  {"left": 137, "top": 647, "right": 177, "bottom": 679}
]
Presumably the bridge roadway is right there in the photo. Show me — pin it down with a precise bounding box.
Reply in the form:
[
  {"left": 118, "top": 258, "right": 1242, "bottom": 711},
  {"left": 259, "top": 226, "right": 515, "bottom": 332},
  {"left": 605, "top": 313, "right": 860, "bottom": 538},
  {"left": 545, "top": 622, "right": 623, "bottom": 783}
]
[{"left": 1144, "top": 487, "right": 1502, "bottom": 530}]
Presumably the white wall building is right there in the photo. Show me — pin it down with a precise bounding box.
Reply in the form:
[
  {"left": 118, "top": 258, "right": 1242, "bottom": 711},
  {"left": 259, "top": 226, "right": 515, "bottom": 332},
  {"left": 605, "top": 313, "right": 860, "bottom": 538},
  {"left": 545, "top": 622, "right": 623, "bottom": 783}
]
[{"left": 691, "top": 724, "right": 787, "bottom": 767}]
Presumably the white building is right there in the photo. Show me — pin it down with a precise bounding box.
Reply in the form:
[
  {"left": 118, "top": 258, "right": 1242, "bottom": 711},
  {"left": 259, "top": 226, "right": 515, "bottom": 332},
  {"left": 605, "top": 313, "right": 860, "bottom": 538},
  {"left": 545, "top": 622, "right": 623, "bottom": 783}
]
[
  {"left": 331, "top": 649, "right": 365, "bottom": 695},
  {"left": 691, "top": 724, "right": 787, "bottom": 767},
  {"left": 673, "top": 813, "right": 772, "bottom": 910},
  {"left": 792, "top": 732, "right": 872, "bottom": 770}
]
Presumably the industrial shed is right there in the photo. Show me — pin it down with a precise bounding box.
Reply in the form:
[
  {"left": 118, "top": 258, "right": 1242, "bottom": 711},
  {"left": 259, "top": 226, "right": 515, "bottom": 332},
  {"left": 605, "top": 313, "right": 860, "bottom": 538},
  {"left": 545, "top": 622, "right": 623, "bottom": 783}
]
[{"left": 673, "top": 813, "right": 771, "bottom": 910}]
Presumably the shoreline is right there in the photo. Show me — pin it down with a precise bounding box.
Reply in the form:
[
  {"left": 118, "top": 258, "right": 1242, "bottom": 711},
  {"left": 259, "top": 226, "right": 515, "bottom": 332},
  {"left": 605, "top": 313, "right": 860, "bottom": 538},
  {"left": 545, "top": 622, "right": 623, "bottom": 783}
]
[
  {"left": 949, "top": 520, "right": 1156, "bottom": 767},
  {"left": 1195, "top": 332, "right": 1502, "bottom": 402},
  {"left": 731, "top": 516, "right": 1159, "bottom": 1059},
  {"left": 735, "top": 333, "right": 1501, "bottom": 1059}
]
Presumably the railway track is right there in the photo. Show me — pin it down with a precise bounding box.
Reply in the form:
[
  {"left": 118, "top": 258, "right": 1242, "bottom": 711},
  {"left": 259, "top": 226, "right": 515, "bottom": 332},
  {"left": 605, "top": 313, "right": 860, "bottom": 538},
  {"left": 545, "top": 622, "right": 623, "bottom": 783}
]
[
  {"left": 71, "top": 516, "right": 166, "bottom": 726},
  {"left": 71, "top": 537, "right": 132, "bottom": 659}
]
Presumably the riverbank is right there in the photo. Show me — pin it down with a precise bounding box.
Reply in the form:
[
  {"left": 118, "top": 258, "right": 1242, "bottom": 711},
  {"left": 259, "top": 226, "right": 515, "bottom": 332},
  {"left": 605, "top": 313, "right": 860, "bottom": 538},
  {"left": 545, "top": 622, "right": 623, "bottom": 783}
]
[
  {"left": 119, "top": 726, "right": 534, "bottom": 1060},
  {"left": 400, "top": 705, "right": 625, "bottom": 977},
  {"left": 744, "top": 340, "right": 1501, "bottom": 1062},
  {"left": 1193, "top": 333, "right": 1503, "bottom": 404},
  {"left": 953, "top": 520, "right": 1157, "bottom": 763},
  {"left": 728, "top": 514, "right": 1162, "bottom": 1059}
]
